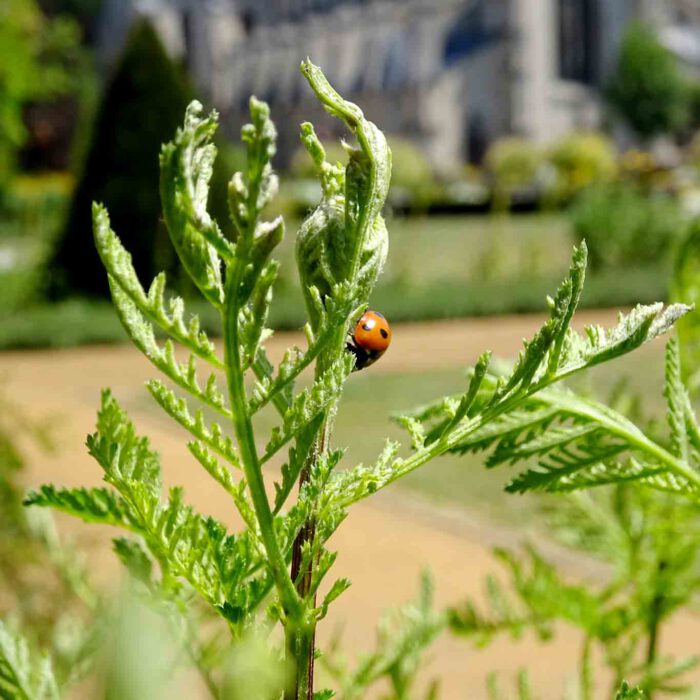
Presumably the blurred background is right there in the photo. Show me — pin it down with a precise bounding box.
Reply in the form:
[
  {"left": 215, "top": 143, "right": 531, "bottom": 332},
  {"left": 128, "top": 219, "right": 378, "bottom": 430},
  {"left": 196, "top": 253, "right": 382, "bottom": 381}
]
[
  {"left": 6, "top": 1, "right": 700, "bottom": 697},
  {"left": 5, "top": 0, "right": 700, "bottom": 342}
]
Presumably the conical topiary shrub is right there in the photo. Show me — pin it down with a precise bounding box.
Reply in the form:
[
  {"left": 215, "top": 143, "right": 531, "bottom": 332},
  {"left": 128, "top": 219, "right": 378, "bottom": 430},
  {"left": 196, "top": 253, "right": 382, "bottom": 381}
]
[{"left": 48, "top": 19, "right": 194, "bottom": 298}]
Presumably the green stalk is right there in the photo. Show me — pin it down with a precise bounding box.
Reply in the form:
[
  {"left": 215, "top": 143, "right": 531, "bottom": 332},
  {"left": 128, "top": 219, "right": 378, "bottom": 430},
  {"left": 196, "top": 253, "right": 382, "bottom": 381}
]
[
  {"left": 580, "top": 635, "right": 594, "bottom": 700},
  {"left": 286, "top": 324, "right": 347, "bottom": 700},
  {"left": 286, "top": 59, "right": 390, "bottom": 699},
  {"left": 221, "top": 267, "right": 302, "bottom": 622}
]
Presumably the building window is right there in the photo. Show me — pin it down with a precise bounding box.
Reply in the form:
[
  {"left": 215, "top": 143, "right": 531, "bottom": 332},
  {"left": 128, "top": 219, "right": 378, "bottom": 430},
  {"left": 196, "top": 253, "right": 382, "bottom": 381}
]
[
  {"left": 558, "top": 0, "right": 598, "bottom": 84},
  {"left": 383, "top": 32, "right": 410, "bottom": 91}
]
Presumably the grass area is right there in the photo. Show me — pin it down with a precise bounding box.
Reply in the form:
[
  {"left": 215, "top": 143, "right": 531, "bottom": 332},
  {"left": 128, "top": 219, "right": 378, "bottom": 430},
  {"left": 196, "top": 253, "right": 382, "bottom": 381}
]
[{"left": 0, "top": 212, "right": 671, "bottom": 349}]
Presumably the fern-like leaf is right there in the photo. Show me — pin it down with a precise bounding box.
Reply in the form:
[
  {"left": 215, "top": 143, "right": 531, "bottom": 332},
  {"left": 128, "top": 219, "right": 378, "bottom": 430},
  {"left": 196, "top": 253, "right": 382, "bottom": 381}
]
[
  {"left": 24, "top": 485, "right": 131, "bottom": 528},
  {"left": 93, "top": 203, "right": 223, "bottom": 369},
  {"left": 273, "top": 418, "right": 322, "bottom": 514},
  {"left": 147, "top": 380, "right": 240, "bottom": 468},
  {"left": 0, "top": 622, "right": 59, "bottom": 700},
  {"left": 87, "top": 389, "right": 162, "bottom": 496},
  {"left": 249, "top": 292, "right": 356, "bottom": 415},
  {"left": 159, "top": 101, "right": 230, "bottom": 306},
  {"left": 110, "top": 283, "right": 230, "bottom": 419},
  {"left": 29, "top": 392, "right": 265, "bottom": 626}
]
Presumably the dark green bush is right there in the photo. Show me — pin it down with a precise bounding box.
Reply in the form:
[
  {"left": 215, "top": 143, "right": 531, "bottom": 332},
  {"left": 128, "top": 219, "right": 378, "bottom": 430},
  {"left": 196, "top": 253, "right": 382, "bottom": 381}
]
[
  {"left": 569, "top": 182, "right": 685, "bottom": 270},
  {"left": 48, "top": 19, "right": 194, "bottom": 298},
  {"left": 607, "top": 22, "right": 690, "bottom": 139}
]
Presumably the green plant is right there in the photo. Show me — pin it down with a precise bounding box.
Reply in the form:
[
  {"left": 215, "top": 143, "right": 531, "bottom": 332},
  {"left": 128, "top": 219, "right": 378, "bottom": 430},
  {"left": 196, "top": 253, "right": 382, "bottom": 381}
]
[
  {"left": 484, "top": 137, "right": 541, "bottom": 211},
  {"left": 607, "top": 23, "right": 690, "bottom": 140},
  {"left": 23, "top": 61, "right": 687, "bottom": 699},
  {"left": 441, "top": 329, "right": 700, "bottom": 698},
  {"left": 548, "top": 132, "right": 617, "bottom": 203},
  {"left": 0, "top": 0, "right": 87, "bottom": 191},
  {"left": 0, "top": 387, "right": 97, "bottom": 695},
  {"left": 451, "top": 491, "right": 700, "bottom": 698},
  {"left": 569, "top": 182, "right": 685, "bottom": 271}
]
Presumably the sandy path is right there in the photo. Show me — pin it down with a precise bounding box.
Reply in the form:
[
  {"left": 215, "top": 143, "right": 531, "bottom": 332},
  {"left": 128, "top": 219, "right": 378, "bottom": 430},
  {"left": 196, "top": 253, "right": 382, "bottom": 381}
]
[{"left": 2, "top": 311, "right": 697, "bottom": 699}]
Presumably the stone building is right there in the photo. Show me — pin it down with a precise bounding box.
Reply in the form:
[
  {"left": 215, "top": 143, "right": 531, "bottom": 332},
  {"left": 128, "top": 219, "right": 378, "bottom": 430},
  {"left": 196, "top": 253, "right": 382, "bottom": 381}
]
[{"left": 96, "top": 0, "right": 700, "bottom": 172}]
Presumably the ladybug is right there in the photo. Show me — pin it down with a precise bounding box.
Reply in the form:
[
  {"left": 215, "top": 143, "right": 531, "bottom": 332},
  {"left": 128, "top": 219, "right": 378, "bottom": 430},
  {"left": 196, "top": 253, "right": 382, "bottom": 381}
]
[{"left": 347, "top": 310, "right": 391, "bottom": 370}]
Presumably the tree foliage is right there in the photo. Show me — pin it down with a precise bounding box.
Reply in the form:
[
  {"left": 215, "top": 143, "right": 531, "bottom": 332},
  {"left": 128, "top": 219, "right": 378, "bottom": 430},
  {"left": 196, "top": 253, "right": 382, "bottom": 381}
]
[
  {"left": 607, "top": 23, "right": 690, "bottom": 139},
  {"left": 49, "top": 19, "right": 194, "bottom": 298},
  {"left": 0, "top": 0, "right": 86, "bottom": 189}
]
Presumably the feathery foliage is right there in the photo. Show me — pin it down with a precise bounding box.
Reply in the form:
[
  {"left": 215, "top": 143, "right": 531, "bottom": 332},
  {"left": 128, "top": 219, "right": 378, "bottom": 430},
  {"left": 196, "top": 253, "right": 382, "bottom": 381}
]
[
  {"left": 332, "top": 247, "right": 688, "bottom": 509},
  {"left": 0, "top": 622, "right": 59, "bottom": 700},
  {"left": 321, "top": 573, "right": 444, "bottom": 700},
  {"left": 25, "top": 59, "right": 689, "bottom": 699},
  {"left": 435, "top": 336, "right": 700, "bottom": 503},
  {"left": 450, "top": 480, "right": 700, "bottom": 698}
]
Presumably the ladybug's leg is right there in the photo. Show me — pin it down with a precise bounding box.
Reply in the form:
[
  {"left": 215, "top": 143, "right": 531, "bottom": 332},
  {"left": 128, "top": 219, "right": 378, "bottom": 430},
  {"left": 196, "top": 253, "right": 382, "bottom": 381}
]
[
  {"left": 347, "top": 342, "right": 370, "bottom": 371},
  {"left": 346, "top": 341, "right": 361, "bottom": 370},
  {"left": 359, "top": 349, "right": 379, "bottom": 369}
]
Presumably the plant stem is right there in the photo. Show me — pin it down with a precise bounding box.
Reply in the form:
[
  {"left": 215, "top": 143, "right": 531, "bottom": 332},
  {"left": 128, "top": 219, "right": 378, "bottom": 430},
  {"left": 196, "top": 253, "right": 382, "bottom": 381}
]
[
  {"left": 285, "top": 623, "right": 316, "bottom": 700},
  {"left": 287, "top": 331, "right": 345, "bottom": 699},
  {"left": 288, "top": 458, "right": 319, "bottom": 700},
  {"left": 580, "top": 636, "right": 593, "bottom": 700},
  {"left": 643, "top": 558, "right": 666, "bottom": 700},
  {"left": 288, "top": 60, "right": 387, "bottom": 698},
  {"left": 222, "top": 269, "right": 302, "bottom": 621}
]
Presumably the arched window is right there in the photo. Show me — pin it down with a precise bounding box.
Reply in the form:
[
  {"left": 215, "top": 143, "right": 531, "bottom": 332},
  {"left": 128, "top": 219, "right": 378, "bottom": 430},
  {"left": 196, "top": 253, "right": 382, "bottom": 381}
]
[{"left": 443, "top": 1, "right": 503, "bottom": 67}]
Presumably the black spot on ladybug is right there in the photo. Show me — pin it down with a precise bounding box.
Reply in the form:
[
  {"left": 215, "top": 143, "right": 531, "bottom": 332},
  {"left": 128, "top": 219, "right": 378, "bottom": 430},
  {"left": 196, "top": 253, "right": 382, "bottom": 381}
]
[
  {"left": 380, "top": 328, "right": 388, "bottom": 338},
  {"left": 362, "top": 320, "right": 375, "bottom": 331}
]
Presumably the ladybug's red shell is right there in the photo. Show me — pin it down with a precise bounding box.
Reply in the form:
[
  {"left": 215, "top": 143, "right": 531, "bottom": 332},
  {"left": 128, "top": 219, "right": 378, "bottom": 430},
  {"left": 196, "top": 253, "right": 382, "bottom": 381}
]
[
  {"left": 354, "top": 311, "right": 391, "bottom": 353},
  {"left": 347, "top": 310, "right": 391, "bottom": 370}
]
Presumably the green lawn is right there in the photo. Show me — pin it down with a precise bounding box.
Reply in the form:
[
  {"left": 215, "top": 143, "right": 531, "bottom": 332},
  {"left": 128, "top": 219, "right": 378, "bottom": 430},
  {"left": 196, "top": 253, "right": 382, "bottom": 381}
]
[
  {"left": 270, "top": 212, "right": 575, "bottom": 326},
  {"left": 0, "top": 212, "right": 671, "bottom": 349}
]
